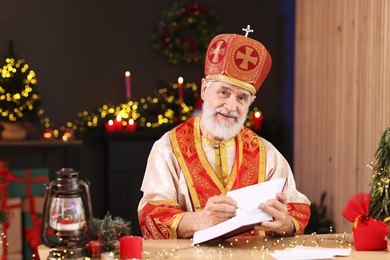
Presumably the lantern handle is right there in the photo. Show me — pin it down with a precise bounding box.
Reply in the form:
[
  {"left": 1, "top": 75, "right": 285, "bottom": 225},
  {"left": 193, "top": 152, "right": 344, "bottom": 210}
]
[{"left": 78, "top": 179, "right": 94, "bottom": 245}]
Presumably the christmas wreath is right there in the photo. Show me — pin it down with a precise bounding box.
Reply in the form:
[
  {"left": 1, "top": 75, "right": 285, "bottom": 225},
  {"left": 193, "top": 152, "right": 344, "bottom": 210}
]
[{"left": 152, "top": 1, "right": 222, "bottom": 66}]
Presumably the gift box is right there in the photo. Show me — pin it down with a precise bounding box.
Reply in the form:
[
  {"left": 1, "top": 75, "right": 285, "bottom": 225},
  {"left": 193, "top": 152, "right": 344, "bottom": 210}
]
[
  {"left": 6, "top": 168, "right": 49, "bottom": 198},
  {"left": 3, "top": 198, "right": 23, "bottom": 256},
  {"left": 22, "top": 196, "right": 44, "bottom": 260}
]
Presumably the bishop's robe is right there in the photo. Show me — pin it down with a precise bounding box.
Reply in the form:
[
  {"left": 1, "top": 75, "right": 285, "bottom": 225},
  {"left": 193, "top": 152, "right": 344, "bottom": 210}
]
[{"left": 138, "top": 116, "right": 310, "bottom": 239}]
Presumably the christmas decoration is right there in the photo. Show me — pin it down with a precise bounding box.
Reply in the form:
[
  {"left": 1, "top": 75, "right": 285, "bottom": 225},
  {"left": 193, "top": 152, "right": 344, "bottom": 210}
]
[
  {"left": 368, "top": 127, "right": 390, "bottom": 220},
  {"left": 342, "top": 127, "right": 390, "bottom": 251},
  {"left": 91, "top": 212, "right": 132, "bottom": 254},
  {"left": 152, "top": 0, "right": 222, "bottom": 65},
  {"left": 42, "top": 78, "right": 265, "bottom": 141},
  {"left": 0, "top": 42, "right": 43, "bottom": 123}
]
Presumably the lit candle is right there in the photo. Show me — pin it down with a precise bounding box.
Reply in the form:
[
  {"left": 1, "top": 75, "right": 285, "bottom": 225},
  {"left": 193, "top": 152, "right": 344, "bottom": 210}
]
[
  {"left": 42, "top": 128, "right": 54, "bottom": 140},
  {"left": 113, "top": 116, "right": 124, "bottom": 132},
  {"left": 253, "top": 111, "right": 263, "bottom": 131},
  {"left": 178, "top": 76, "right": 184, "bottom": 101},
  {"left": 105, "top": 119, "right": 116, "bottom": 133},
  {"left": 125, "top": 71, "right": 131, "bottom": 100},
  {"left": 61, "top": 128, "right": 74, "bottom": 142},
  {"left": 125, "top": 119, "right": 137, "bottom": 132},
  {"left": 119, "top": 235, "right": 142, "bottom": 259}
]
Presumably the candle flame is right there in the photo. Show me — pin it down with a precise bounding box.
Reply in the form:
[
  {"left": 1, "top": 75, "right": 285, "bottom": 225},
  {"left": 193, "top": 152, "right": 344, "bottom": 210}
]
[
  {"left": 178, "top": 76, "right": 184, "bottom": 84},
  {"left": 125, "top": 71, "right": 131, "bottom": 77},
  {"left": 129, "top": 119, "right": 134, "bottom": 125},
  {"left": 254, "top": 111, "right": 262, "bottom": 118}
]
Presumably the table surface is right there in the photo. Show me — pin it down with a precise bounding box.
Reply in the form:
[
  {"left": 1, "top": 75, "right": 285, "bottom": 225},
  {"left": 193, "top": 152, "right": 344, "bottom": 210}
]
[{"left": 142, "top": 233, "right": 390, "bottom": 259}]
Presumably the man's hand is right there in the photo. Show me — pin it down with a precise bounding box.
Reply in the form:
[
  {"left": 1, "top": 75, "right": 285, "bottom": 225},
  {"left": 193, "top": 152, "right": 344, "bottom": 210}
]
[
  {"left": 177, "top": 195, "right": 238, "bottom": 238},
  {"left": 254, "top": 192, "right": 295, "bottom": 236}
]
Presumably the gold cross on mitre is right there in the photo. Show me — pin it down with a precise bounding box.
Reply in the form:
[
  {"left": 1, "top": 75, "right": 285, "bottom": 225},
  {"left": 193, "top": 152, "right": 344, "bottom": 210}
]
[{"left": 242, "top": 25, "right": 254, "bottom": 37}]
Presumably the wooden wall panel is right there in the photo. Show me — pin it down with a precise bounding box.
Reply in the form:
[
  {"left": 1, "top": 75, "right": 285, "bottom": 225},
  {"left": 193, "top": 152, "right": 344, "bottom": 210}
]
[{"left": 295, "top": 0, "right": 390, "bottom": 232}]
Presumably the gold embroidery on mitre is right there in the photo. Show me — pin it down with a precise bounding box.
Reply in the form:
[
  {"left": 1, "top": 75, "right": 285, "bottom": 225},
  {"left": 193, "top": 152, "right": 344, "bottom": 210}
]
[{"left": 206, "top": 74, "right": 256, "bottom": 95}]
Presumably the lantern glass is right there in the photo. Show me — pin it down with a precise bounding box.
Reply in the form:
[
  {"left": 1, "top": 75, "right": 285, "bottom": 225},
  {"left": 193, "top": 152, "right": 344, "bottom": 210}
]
[{"left": 49, "top": 197, "right": 86, "bottom": 232}]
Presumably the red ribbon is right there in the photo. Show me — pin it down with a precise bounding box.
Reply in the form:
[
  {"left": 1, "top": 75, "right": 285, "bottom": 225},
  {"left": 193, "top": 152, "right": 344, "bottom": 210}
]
[
  {"left": 25, "top": 210, "right": 42, "bottom": 259},
  {"left": 3, "top": 168, "right": 48, "bottom": 196}
]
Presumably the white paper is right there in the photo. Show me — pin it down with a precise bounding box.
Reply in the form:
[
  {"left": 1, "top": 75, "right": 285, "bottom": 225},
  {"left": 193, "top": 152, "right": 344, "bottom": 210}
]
[
  {"left": 192, "top": 178, "right": 286, "bottom": 244},
  {"left": 270, "top": 246, "right": 352, "bottom": 260},
  {"left": 227, "top": 178, "right": 286, "bottom": 211}
]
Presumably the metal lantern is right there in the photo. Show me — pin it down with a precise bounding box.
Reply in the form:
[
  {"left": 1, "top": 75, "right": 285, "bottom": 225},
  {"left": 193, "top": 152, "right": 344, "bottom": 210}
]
[{"left": 41, "top": 168, "right": 93, "bottom": 259}]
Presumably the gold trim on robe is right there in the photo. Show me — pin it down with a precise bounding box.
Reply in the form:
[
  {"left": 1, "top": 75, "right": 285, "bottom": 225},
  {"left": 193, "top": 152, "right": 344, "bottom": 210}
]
[{"left": 138, "top": 116, "right": 311, "bottom": 239}]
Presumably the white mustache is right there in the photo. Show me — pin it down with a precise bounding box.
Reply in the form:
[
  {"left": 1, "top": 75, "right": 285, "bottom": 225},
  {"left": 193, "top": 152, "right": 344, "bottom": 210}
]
[{"left": 214, "top": 108, "right": 239, "bottom": 118}]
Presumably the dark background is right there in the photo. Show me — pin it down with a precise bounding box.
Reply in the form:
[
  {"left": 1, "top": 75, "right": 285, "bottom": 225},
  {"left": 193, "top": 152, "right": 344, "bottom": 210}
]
[{"left": 0, "top": 0, "right": 295, "bottom": 229}]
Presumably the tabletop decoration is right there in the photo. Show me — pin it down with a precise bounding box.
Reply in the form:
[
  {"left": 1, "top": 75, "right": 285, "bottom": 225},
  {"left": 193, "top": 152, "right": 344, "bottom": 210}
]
[
  {"left": 342, "top": 127, "right": 390, "bottom": 251},
  {"left": 87, "top": 212, "right": 132, "bottom": 258},
  {"left": 151, "top": 0, "right": 222, "bottom": 66},
  {"left": 119, "top": 235, "right": 142, "bottom": 259}
]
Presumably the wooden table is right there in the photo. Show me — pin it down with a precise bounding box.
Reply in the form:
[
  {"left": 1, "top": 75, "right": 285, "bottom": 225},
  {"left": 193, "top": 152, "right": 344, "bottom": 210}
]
[
  {"left": 38, "top": 233, "right": 390, "bottom": 259},
  {"left": 142, "top": 233, "right": 390, "bottom": 259}
]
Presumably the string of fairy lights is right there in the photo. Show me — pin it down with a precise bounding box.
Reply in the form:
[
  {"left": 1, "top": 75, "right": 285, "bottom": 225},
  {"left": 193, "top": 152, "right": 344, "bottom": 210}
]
[
  {"left": 0, "top": 56, "right": 263, "bottom": 140},
  {"left": 142, "top": 232, "right": 353, "bottom": 259},
  {"left": 0, "top": 58, "right": 43, "bottom": 122}
]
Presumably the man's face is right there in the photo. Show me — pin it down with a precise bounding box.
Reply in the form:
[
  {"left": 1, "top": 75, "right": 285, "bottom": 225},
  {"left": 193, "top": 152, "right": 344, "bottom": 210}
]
[{"left": 200, "top": 80, "right": 253, "bottom": 140}]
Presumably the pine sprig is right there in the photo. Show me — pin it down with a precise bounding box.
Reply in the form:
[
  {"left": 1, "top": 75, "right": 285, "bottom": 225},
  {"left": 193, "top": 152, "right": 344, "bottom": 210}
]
[
  {"left": 369, "top": 127, "right": 390, "bottom": 220},
  {"left": 92, "top": 212, "right": 132, "bottom": 252}
]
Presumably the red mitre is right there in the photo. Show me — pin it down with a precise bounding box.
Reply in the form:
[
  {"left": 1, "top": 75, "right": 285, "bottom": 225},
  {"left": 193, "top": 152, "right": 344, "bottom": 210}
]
[{"left": 204, "top": 34, "right": 272, "bottom": 95}]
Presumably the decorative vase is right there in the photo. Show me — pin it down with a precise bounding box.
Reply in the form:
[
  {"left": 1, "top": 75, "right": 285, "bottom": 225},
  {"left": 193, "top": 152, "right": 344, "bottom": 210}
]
[{"left": 0, "top": 121, "right": 28, "bottom": 140}]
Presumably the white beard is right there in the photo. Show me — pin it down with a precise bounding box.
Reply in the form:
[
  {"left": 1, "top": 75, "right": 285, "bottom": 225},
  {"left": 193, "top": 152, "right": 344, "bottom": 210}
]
[{"left": 201, "top": 100, "right": 248, "bottom": 140}]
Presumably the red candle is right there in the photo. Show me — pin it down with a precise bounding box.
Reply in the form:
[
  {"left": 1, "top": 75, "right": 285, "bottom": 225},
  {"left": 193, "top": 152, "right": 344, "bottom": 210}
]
[
  {"left": 125, "top": 71, "right": 131, "bottom": 100},
  {"left": 113, "top": 116, "right": 124, "bottom": 132},
  {"left": 125, "top": 119, "right": 137, "bottom": 132},
  {"left": 253, "top": 111, "right": 263, "bottom": 131},
  {"left": 178, "top": 76, "right": 184, "bottom": 101},
  {"left": 105, "top": 119, "right": 116, "bottom": 133},
  {"left": 120, "top": 235, "right": 142, "bottom": 259}
]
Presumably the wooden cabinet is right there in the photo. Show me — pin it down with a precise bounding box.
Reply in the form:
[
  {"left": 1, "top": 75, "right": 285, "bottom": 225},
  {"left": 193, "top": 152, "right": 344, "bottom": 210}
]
[
  {"left": 0, "top": 140, "right": 82, "bottom": 173},
  {"left": 105, "top": 132, "right": 163, "bottom": 236}
]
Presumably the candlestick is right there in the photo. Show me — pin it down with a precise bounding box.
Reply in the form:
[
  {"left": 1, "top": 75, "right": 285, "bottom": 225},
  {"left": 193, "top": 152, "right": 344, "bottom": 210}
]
[
  {"left": 119, "top": 235, "right": 142, "bottom": 259},
  {"left": 125, "top": 71, "right": 131, "bottom": 100},
  {"left": 253, "top": 111, "right": 263, "bottom": 131},
  {"left": 178, "top": 76, "right": 184, "bottom": 101},
  {"left": 101, "top": 252, "right": 115, "bottom": 260}
]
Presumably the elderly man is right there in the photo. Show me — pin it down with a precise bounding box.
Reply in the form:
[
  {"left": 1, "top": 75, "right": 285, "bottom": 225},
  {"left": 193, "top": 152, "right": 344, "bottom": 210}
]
[{"left": 138, "top": 33, "right": 310, "bottom": 239}]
